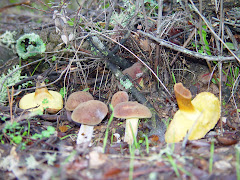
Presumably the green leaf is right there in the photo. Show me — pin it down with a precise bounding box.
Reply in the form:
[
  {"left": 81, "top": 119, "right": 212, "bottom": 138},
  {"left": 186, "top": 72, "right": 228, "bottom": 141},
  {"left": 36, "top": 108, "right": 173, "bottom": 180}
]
[
  {"left": 47, "top": 126, "right": 55, "bottom": 133},
  {"left": 42, "top": 98, "right": 49, "bottom": 104},
  {"left": 12, "top": 135, "right": 22, "bottom": 144},
  {"left": 42, "top": 130, "right": 51, "bottom": 138},
  {"left": 52, "top": 56, "right": 56, "bottom": 62},
  {"left": 224, "top": 42, "right": 235, "bottom": 50},
  {"left": 59, "top": 87, "right": 66, "bottom": 98}
]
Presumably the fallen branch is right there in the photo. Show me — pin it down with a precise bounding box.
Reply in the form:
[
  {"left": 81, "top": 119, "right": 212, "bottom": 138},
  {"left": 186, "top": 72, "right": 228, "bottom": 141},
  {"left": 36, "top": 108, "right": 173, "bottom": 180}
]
[{"left": 138, "top": 31, "right": 239, "bottom": 62}]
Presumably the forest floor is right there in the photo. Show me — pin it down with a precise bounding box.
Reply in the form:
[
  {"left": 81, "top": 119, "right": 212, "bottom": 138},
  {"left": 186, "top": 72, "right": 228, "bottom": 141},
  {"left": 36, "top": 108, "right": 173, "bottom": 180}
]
[{"left": 0, "top": 0, "right": 240, "bottom": 179}]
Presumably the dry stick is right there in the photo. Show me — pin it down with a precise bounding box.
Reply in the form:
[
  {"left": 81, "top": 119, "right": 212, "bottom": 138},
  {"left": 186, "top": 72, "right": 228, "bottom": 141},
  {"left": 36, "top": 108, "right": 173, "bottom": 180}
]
[
  {"left": 170, "top": 30, "right": 195, "bottom": 66},
  {"left": 218, "top": 0, "right": 224, "bottom": 134},
  {"left": 157, "top": 0, "right": 163, "bottom": 34},
  {"left": 7, "top": 87, "right": 14, "bottom": 123},
  {"left": 139, "top": 31, "right": 238, "bottom": 62},
  {"left": 0, "top": 0, "right": 30, "bottom": 12},
  {"left": 225, "top": 26, "right": 239, "bottom": 51},
  {"left": 154, "top": 0, "right": 163, "bottom": 74},
  {"left": 188, "top": 0, "right": 240, "bottom": 63},
  {"left": 141, "top": 0, "right": 149, "bottom": 32}
]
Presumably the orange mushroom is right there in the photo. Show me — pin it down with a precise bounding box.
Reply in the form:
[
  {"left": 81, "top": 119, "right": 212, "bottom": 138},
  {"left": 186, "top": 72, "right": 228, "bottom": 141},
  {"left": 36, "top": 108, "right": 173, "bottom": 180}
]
[{"left": 165, "top": 83, "right": 220, "bottom": 143}]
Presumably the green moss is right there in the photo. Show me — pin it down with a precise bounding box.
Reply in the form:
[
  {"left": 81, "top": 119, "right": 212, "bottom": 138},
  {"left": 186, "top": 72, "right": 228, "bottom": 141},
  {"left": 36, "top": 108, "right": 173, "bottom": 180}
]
[{"left": 16, "top": 33, "right": 46, "bottom": 59}]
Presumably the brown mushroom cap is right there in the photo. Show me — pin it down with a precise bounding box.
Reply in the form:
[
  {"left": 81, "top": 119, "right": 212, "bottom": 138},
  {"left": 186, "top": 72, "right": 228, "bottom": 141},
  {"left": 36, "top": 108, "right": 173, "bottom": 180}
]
[
  {"left": 113, "top": 101, "right": 152, "bottom": 119},
  {"left": 123, "top": 62, "right": 143, "bottom": 80},
  {"left": 65, "top": 91, "right": 94, "bottom": 111},
  {"left": 71, "top": 100, "right": 108, "bottom": 125},
  {"left": 111, "top": 91, "right": 129, "bottom": 108}
]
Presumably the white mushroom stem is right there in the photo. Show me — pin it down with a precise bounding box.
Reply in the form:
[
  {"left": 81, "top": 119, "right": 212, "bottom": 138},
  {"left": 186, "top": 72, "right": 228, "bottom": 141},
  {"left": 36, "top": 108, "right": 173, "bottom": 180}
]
[
  {"left": 124, "top": 118, "right": 139, "bottom": 145},
  {"left": 77, "top": 125, "right": 94, "bottom": 145}
]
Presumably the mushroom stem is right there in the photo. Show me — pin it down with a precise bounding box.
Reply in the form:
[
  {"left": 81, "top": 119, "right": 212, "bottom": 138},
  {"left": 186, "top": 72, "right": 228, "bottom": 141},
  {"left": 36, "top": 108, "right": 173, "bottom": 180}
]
[
  {"left": 124, "top": 118, "right": 139, "bottom": 145},
  {"left": 174, "top": 83, "right": 195, "bottom": 112},
  {"left": 77, "top": 125, "right": 94, "bottom": 144}
]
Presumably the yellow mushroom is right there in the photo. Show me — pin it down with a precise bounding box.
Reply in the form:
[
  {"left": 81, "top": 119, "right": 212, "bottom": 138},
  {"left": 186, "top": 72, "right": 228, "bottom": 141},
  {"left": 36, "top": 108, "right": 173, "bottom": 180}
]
[
  {"left": 165, "top": 83, "right": 220, "bottom": 143},
  {"left": 19, "top": 81, "right": 63, "bottom": 113}
]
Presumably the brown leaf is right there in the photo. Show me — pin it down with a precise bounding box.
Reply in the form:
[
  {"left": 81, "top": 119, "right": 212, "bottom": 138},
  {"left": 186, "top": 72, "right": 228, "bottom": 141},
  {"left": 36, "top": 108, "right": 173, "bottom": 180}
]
[
  {"left": 104, "top": 168, "right": 122, "bottom": 178},
  {"left": 216, "top": 134, "right": 238, "bottom": 146},
  {"left": 59, "top": 125, "right": 68, "bottom": 133}
]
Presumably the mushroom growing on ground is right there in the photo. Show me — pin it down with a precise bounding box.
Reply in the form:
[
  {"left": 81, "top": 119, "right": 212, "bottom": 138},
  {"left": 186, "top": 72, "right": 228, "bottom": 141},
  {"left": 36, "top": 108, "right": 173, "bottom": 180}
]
[
  {"left": 165, "top": 83, "right": 220, "bottom": 143},
  {"left": 111, "top": 91, "right": 129, "bottom": 108},
  {"left": 113, "top": 101, "right": 152, "bottom": 145},
  {"left": 65, "top": 91, "right": 94, "bottom": 111},
  {"left": 71, "top": 100, "right": 108, "bottom": 144},
  {"left": 19, "top": 81, "right": 63, "bottom": 113}
]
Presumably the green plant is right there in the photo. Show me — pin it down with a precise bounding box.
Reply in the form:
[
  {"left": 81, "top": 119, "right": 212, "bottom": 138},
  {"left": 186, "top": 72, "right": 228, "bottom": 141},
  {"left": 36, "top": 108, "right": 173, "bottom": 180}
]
[
  {"left": 16, "top": 33, "right": 46, "bottom": 59},
  {"left": 172, "top": 71, "right": 176, "bottom": 84},
  {"left": 111, "top": 131, "right": 114, "bottom": 145},
  {"left": 209, "top": 140, "right": 214, "bottom": 173},
  {"left": 59, "top": 87, "right": 67, "bottom": 98},
  {"left": 103, "top": 104, "right": 114, "bottom": 153},
  {"left": 2, "top": 121, "right": 25, "bottom": 145},
  {"left": 197, "top": 25, "right": 211, "bottom": 55},
  {"left": 32, "top": 126, "right": 55, "bottom": 139},
  {"left": 52, "top": 55, "right": 57, "bottom": 62},
  {"left": 144, "top": 134, "right": 149, "bottom": 154},
  {"left": 159, "top": 144, "right": 192, "bottom": 177},
  {"left": 163, "top": 118, "right": 171, "bottom": 129},
  {"left": 1, "top": 110, "right": 43, "bottom": 148},
  {"left": 222, "top": 66, "right": 239, "bottom": 87}
]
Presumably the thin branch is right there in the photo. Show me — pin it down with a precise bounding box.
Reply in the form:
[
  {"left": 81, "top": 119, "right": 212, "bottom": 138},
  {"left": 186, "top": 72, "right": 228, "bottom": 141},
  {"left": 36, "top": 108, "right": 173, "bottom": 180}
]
[{"left": 138, "top": 30, "right": 238, "bottom": 62}]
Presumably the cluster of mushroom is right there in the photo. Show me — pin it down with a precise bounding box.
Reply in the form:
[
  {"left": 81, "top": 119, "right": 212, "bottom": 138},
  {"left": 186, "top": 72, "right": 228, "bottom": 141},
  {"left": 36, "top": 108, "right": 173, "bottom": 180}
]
[
  {"left": 65, "top": 91, "right": 108, "bottom": 145},
  {"left": 66, "top": 90, "right": 152, "bottom": 145},
  {"left": 19, "top": 77, "right": 220, "bottom": 146}
]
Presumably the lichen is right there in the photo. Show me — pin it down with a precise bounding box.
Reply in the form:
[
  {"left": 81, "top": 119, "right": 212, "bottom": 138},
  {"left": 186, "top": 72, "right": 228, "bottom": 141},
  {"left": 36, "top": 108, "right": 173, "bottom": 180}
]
[
  {"left": 0, "top": 31, "right": 16, "bottom": 49},
  {"left": 120, "top": 78, "right": 132, "bottom": 89},
  {"left": 16, "top": 33, "right": 46, "bottom": 59},
  {"left": 0, "top": 65, "right": 31, "bottom": 105}
]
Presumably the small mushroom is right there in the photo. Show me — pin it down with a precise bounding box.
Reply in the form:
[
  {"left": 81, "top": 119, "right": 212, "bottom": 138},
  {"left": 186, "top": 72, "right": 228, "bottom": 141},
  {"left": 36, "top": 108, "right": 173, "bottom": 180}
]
[
  {"left": 19, "top": 81, "right": 63, "bottom": 113},
  {"left": 65, "top": 91, "right": 94, "bottom": 111},
  {"left": 123, "top": 62, "right": 144, "bottom": 84},
  {"left": 113, "top": 101, "right": 152, "bottom": 145},
  {"left": 71, "top": 100, "right": 108, "bottom": 144},
  {"left": 111, "top": 91, "right": 129, "bottom": 108},
  {"left": 165, "top": 83, "right": 220, "bottom": 143}
]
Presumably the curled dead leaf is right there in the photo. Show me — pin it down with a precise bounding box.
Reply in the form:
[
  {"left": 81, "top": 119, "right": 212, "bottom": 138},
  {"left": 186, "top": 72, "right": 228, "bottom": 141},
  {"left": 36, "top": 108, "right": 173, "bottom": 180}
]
[{"left": 216, "top": 133, "right": 238, "bottom": 146}]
